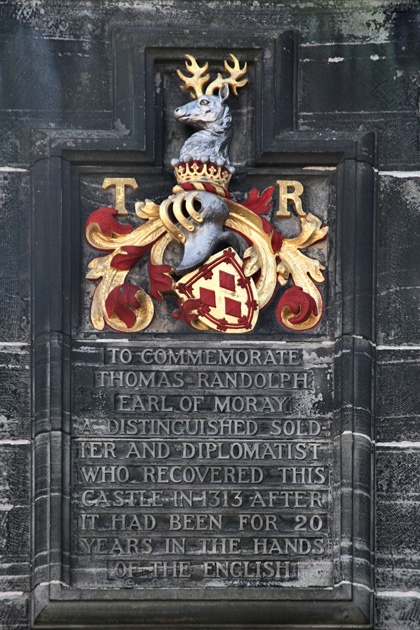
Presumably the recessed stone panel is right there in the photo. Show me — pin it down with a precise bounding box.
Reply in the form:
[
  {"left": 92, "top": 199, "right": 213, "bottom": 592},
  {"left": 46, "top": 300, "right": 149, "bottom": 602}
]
[{"left": 31, "top": 28, "right": 375, "bottom": 630}]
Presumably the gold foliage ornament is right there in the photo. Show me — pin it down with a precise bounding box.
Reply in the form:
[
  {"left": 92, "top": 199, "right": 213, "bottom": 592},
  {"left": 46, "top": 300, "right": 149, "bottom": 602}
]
[
  {"left": 177, "top": 54, "right": 247, "bottom": 99},
  {"left": 85, "top": 54, "right": 328, "bottom": 334},
  {"left": 85, "top": 189, "right": 327, "bottom": 334}
]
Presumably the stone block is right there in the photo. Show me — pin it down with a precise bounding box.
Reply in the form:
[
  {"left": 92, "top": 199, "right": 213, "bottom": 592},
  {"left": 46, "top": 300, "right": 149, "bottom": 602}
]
[
  {"left": 376, "top": 595, "right": 420, "bottom": 630},
  {"left": 376, "top": 349, "right": 420, "bottom": 442},
  {"left": 0, "top": 345, "right": 30, "bottom": 440},
  {"left": 0, "top": 444, "right": 31, "bottom": 593},
  {"left": 377, "top": 178, "right": 420, "bottom": 345},
  {"left": 0, "top": 173, "right": 30, "bottom": 342},
  {"left": 0, "top": 594, "right": 29, "bottom": 630}
]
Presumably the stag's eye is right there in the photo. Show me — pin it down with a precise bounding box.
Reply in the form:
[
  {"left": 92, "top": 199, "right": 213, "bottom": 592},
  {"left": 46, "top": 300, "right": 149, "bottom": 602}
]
[{"left": 199, "top": 98, "right": 210, "bottom": 106}]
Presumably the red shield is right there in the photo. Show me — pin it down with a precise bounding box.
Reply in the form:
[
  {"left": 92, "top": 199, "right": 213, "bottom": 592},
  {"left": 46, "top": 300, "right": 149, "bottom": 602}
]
[{"left": 174, "top": 248, "right": 259, "bottom": 333}]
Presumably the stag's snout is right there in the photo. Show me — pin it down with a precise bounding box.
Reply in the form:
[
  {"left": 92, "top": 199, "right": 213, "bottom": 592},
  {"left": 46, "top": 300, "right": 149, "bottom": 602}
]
[
  {"left": 174, "top": 105, "right": 188, "bottom": 121},
  {"left": 173, "top": 95, "right": 224, "bottom": 129}
]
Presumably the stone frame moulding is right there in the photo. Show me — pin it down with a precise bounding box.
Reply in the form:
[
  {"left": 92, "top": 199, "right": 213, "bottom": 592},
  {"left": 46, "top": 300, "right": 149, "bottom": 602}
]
[{"left": 31, "top": 28, "right": 376, "bottom": 629}]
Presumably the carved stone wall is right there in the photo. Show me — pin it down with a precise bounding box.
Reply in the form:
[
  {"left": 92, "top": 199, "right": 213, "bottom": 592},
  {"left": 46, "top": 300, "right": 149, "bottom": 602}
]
[{"left": 0, "top": 1, "right": 419, "bottom": 629}]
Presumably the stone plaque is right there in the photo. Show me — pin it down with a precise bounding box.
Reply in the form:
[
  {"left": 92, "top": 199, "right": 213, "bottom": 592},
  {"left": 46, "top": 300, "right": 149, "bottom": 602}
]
[
  {"left": 32, "top": 29, "right": 374, "bottom": 628},
  {"left": 71, "top": 340, "right": 332, "bottom": 589}
]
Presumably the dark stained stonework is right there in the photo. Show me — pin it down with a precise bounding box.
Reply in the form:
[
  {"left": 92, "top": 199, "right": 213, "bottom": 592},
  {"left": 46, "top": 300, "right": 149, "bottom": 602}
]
[
  {"left": 0, "top": 1, "right": 419, "bottom": 629},
  {"left": 29, "top": 52, "right": 375, "bottom": 627}
]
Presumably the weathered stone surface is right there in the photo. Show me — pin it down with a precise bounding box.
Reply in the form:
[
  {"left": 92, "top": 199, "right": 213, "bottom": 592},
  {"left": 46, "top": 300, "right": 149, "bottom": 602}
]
[
  {"left": 0, "top": 0, "right": 418, "bottom": 628},
  {"left": 0, "top": 174, "right": 30, "bottom": 342},
  {"left": 0, "top": 346, "right": 30, "bottom": 440},
  {"left": 0, "top": 445, "right": 30, "bottom": 593},
  {"left": 29, "top": 9, "right": 375, "bottom": 623},
  {"left": 376, "top": 447, "right": 420, "bottom": 601},
  {"left": 377, "top": 350, "right": 420, "bottom": 419},
  {"left": 377, "top": 450, "right": 420, "bottom": 497},
  {"left": 298, "top": 32, "right": 420, "bottom": 170},
  {"left": 0, "top": 505, "right": 30, "bottom": 591},
  {"left": 377, "top": 179, "right": 420, "bottom": 345},
  {"left": 0, "top": 1, "right": 418, "bottom": 173},
  {"left": 0, "top": 446, "right": 30, "bottom": 516},
  {"left": 0, "top": 594, "right": 29, "bottom": 630},
  {"left": 376, "top": 596, "right": 420, "bottom": 630},
  {"left": 70, "top": 340, "right": 335, "bottom": 593}
]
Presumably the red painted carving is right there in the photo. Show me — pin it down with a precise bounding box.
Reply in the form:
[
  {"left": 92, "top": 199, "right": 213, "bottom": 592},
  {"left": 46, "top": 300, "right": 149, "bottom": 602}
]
[
  {"left": 242, "top": 188, "right": 283, "bottom": 253},
  {"left": 111, "top": 245, "right": 152, "bottom": 270},
  {"left": 105, "top": 283, "right": 143, "bottom": 329},
  {"left": 276, "top": 286, "right": 318, "bottom": 328},
  {"left": 172, "top": 297, "right": 202, "bottom": 327},
  {"left": 86, "top": 207, "right": 132, "bottom": 245},
  {"left": 149, "top": 261, "right": 173, "bottom": 301}
]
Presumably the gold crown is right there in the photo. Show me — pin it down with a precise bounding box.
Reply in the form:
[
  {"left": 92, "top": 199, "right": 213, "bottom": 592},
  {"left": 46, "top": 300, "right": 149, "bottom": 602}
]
[{"left": 175, "top": 161, "right": 232, "bottom": 189}]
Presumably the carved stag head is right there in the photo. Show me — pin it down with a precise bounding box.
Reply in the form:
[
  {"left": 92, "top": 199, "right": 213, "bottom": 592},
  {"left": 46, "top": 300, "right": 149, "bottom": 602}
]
[
  {"left": 174, "top": 54, "right": 247, "bottom": 129},
  {"left": 171, "top": 54, "right": 248, "bottom": 170}
]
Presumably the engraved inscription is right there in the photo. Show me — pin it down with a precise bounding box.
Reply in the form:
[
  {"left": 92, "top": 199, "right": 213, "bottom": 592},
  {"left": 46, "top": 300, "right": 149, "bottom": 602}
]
[{"left": 71, "top": 341, "right": 333, "bottom": 588}]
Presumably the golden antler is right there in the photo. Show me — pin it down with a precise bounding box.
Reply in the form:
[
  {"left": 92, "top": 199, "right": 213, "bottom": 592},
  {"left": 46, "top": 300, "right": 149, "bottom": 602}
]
[
  {"left": 205, "top": 54, "right": 248, "bottom": 96},
  {"left": 177, "top": 55, "right": 210, "bottom": 98}
]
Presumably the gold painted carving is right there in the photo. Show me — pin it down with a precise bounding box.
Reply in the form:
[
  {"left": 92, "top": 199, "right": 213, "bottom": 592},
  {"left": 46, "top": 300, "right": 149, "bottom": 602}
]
[
  {"left": 225, "top": 200, "right": 278, "bottom": 309},
  {"left": 102, "top": 178, "right": 139, "bottom": 216},
  {"left": 86, "top": 252, "right": 154, "bottom": 333},
  {"left": 86, "top": 209, "right": 166, "bottom": 332},
  {"left": 177, "top": 54, "right": 247, "bottom": 99},
  {"left": 225, "top": 200, "right": 328, "bottom": 329},
  {"left": 177, "top": 56, "right": 210, "bottom": 98},
  {"left": 159, "top": 191, "right": 205, "bottom": 244},
  {"left": 174, "top": 162, "right": 232, "bottom": 189},
  {"left": 277, "top": 213, "right": 328, "bottom": 330},
  {"left": 276, "top": 180, "right": 305, "bottom": 217},
  {"left": 86, "top": 185, "right": 327, "bottom": 333}
]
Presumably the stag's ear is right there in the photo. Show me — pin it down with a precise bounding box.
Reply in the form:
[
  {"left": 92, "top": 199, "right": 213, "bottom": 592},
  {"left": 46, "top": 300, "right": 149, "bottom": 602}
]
[{"left": 219, "top": 82, "right": 230, "bottom": 103}]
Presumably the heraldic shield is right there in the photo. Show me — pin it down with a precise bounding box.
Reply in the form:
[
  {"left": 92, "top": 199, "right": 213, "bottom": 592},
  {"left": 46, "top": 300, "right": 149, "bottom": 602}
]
[{"left": 174, "top": 248, "right": 259, "bottom": 333}]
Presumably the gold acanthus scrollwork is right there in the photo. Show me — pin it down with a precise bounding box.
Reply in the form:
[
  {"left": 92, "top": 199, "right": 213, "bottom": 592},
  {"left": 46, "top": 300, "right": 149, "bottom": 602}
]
[
  {"left": 86, "top": 193, "right": 327, "bottom": 333},
  {"left": 226, "top": 201, "right": 328, "bottom": 330},
  {"left": 86, "top": 251, "right": 154, "bottom": 332},
  {"left": 86, "top": 201, "right": 165, "bottom": 332},
  {"left": 276, "top": 213, "right": 328, "bottom": 330},
  {"left": 225, "top": 200, "right": 278, "bottom": 309}
]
